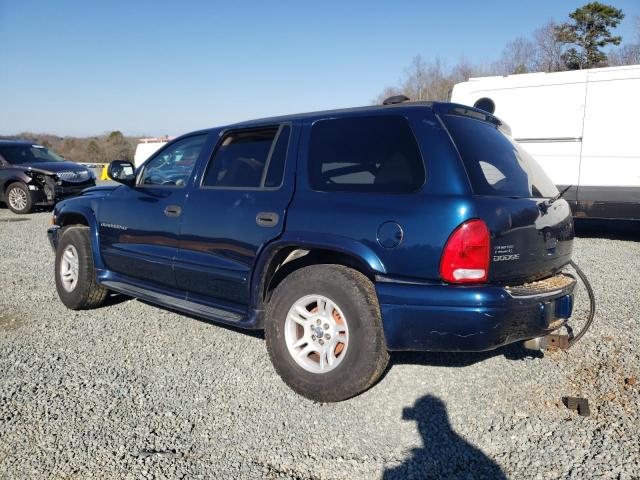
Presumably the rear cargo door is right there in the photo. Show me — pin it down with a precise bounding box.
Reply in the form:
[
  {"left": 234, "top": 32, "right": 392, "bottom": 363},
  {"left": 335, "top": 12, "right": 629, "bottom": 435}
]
[
  {"left": 439, "top": 107, "right": 574, "bottom": 284},
  {"left": 174, "top": 123, "right": 299, "bottom": 307}
]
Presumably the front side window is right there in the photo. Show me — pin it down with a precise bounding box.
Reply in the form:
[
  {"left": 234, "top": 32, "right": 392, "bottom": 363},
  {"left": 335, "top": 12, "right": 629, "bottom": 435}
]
[
  {"left": 441, "top": 113, "right": 558, "bottom": 198},
  {"left": 0, "top": 144, "right": 65, "bottom": 164},
  {"left": 308, "top": 115, "right": 425, "bottom": 193},
  {"left": 202, "top": 125, "right": 290, "bottom": 188},
  {"left": 139, "top": 134, "right": 207, "bottom": 187}
]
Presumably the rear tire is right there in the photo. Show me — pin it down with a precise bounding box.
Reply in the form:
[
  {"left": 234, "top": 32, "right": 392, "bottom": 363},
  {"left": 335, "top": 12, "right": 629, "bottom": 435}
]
[
  {"left": 265, "top": 264, "right": 389, "bottom": 402},
  {"left": 55, "top": 226, "right": 108, "bottom": 310},
  {"left": 6, "top": 182, "right": 33, "bottom": 214}
]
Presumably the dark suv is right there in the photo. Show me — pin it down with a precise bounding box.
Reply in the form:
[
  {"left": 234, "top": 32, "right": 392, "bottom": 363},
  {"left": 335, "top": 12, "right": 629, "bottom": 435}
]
[
  {"left": 47, "top": 102, "right": 576, "bottom": 401},
  {"left": 0, "top": 140, "right": 96, "bottom": 214}
]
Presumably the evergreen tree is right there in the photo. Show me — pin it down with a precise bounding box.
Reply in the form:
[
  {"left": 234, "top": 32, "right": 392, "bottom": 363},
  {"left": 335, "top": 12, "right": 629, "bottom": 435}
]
[{"left": 556, "top": 2, "right": 624, "bottom": 69}]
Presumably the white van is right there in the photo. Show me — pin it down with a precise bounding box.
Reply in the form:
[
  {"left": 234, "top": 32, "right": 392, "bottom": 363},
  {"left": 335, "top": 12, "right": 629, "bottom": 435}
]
[{"left": 451, "top": 65, "right": 640, "bottom": 220}]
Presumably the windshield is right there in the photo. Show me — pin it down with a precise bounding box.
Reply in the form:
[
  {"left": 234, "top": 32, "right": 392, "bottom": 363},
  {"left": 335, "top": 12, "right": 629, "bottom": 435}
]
[
  {"left": 0, "top": 144, "right": 66, "bottom": 165},
  {"left": 441, "top": 113, "right": 558, "bottom": 198}
]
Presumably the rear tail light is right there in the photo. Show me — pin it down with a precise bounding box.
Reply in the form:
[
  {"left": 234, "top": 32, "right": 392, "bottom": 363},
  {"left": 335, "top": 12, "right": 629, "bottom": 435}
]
[{"left": 440, "top": 219, "right": 490, "bottom": 283}]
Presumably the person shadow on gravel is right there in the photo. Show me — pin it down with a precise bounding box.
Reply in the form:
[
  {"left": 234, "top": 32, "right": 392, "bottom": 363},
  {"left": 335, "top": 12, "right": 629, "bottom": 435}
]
[{"left": 383, "top": 395, "right": 507, "bottom": 480}]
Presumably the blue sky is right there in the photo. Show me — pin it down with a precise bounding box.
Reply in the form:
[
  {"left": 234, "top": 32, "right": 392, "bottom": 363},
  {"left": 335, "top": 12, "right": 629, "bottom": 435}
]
[{"left": 1, "top": 0, "right": 638, "bottom": 137}]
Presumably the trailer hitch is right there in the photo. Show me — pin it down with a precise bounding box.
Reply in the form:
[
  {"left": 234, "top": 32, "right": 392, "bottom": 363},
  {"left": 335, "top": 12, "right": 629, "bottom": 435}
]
[
  {"left": 545, "top": 333, "right": 571, "bottom": 351},
  {"left": 548, "top": 260, "right": 596, "bottom": 350},
  {"left": 524, "top": 260, "right": 596, "bottom": 351}
]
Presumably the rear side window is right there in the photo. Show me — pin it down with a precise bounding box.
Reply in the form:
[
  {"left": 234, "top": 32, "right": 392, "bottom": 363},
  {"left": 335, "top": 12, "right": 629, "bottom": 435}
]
[
  {"left": 308, "top": 115, "right": 425, "bottom": 193},
  {"left": 203, "top": 125, "right": 290, "bottom": 188},
  {"left": 441, "top": 113, "right": 558, "bottom": 198}
]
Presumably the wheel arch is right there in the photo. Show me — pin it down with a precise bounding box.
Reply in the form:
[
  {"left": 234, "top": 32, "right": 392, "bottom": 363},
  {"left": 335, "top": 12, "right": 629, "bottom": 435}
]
[
  {"left": 58, "top": 212, "right": 90, "bottom": 227},
  {"left": 55, "top": 205, "right": 105, "bottom": 270},
  {"left": 250, "top": 235, "right": 385, "bottom": 327},
  {"left": 2, "top": 175, "right": 29, "bottom": 196}
]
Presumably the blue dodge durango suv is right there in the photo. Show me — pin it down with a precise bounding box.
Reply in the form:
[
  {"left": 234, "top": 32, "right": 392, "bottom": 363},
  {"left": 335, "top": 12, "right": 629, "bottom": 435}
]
[{"left": 48, "top": 101, "right": 575, "bottom": 401}]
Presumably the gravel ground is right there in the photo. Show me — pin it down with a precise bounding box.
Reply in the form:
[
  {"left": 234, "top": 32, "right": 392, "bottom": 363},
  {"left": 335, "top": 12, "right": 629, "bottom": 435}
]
[{"left": 0, "top": 207, "right": 638, "bottom": 479}]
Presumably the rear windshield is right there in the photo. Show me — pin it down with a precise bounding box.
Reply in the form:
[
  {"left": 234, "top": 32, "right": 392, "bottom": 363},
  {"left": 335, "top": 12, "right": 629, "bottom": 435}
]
[{"left": 441, "top": 113, "right": 558, "bottom": 198}]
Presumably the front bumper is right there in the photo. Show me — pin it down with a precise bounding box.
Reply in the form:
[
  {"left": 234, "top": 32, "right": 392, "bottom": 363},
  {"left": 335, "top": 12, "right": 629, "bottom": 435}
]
[
  {"left": 377, "top": 273, "right": 575, "bottom": 351},
  {"left": 47, "top": 225, "right": 60, "bottom": 251},
  {"left": 31, "top": 178, "right": 95, "bottom": 205}
]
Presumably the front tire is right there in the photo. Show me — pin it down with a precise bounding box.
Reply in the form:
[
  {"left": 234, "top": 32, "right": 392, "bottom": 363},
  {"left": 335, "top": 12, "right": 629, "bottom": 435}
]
[
  {"left": 55, "top": 226, "right": 108, "bottom": 309},
  {"left": 265, "top": 264, "right": 389, "bottom": 402},
  {"left": 6, "top": 182, "right": 33, "bottom": 214}
]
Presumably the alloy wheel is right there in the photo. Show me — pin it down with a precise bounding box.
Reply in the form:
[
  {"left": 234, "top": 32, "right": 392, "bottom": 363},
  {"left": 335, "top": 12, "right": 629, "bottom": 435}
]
[
  {"left": 8, "top": 187, "right": 28, "bottom": 211},
  {"left": 59, "top": 245, "right": 80, "bottom": 292},
  {"left": 284, "top": 294, "right": 349, "bottom": 374}
]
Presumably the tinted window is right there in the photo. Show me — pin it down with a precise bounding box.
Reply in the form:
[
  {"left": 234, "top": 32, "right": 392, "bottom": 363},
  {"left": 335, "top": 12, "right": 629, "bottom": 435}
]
[
  {"left": 264, "top": 126, "right": 290, "bottom": 188},
  {"left": 441, "top": 113, "right": 558, "bottom": 198},
  {"left": 0, "top": 145, "right": 65, "bottom": 164},
  {"left": 203, "top": 127, "right": 281, "bottom": 188},
  {"left": 139, "top": 134, "right": 206, "bottom": 187},
  {"left": 308, "top": 115, "right": 425, "bottom": 193}
]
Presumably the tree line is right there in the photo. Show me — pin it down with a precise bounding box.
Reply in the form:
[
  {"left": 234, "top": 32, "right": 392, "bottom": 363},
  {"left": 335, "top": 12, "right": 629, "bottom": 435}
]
[
  {"left": 0, "top": 131, "right": 139, "bottom": 164},
  {"left": 377, "top": 2, "right": 640, "bottom": 103}
]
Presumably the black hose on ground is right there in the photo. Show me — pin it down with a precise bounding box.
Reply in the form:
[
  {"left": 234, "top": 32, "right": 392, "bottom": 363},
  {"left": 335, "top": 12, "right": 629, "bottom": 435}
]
[{"left": 567, "top": 260, "right": 596, "bottom": 348}]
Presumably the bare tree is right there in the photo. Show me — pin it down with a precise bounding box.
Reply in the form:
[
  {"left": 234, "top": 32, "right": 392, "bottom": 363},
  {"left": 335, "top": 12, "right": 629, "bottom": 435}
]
[
  {"left": 494, "top": 37, "right": 538, "bottom": 75},
  {"left": 375, "top": 56, "right": 483, "bottom": 104},
  {"left": 608, "top": 43, "right": 640, "bottom": 65},
  {"left": 450, "top": 56, "right": 480, "bottom": 83},
  {"left": 608, "top": 15, "right": 640, "bottom": 66},
  {"left": 533, "top": 21, "right": 567, "bottom": 72},
  {"left": 400, "top": 56, "right": 450, "bottom": 101},
  {"left": 375, "top": 85, "right": 403, "bottom": 104}
]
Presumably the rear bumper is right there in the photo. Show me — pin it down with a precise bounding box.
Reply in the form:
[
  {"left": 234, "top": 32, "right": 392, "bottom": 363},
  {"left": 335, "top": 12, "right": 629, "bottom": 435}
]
[{"left": 377, "top": 274, "right": 575, "bottom": 351}]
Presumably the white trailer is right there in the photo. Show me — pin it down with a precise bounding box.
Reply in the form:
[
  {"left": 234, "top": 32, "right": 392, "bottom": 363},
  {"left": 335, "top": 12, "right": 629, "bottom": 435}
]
[{"left": 451, "top": 65, "right": 640, "bottom": 220}]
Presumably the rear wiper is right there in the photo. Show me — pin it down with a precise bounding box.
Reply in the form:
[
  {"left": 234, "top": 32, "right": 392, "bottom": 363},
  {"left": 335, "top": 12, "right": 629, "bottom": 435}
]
[{"left": 548, "top": 185, "right": 572, "bottom": 205}]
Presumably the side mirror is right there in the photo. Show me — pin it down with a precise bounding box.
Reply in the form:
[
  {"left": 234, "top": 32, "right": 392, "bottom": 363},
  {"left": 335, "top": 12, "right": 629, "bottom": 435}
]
[{"left": 108, "top": 160, "right": 136, "bottom": 186}]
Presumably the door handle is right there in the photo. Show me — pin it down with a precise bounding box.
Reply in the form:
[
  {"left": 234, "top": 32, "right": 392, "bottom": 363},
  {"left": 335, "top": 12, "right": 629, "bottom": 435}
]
[
  {"left": 164, "top": 205, "right": 182, "bottom": 217},
  {"left": 256, "top": 212, "right": 279, "bottom": 227}
]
